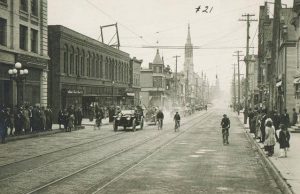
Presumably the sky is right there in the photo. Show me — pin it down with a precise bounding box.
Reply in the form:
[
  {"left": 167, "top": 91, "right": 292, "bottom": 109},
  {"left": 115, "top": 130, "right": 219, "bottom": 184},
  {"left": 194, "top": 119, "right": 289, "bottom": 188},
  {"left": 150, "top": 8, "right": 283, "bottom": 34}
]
[{"left": 48, "top": 0, "right": 294, "bottom": 91}]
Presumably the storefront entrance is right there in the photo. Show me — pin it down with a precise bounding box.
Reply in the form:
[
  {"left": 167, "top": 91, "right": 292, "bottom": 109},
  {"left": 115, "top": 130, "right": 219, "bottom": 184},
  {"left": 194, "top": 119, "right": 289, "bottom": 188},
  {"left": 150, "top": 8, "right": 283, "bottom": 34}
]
[{"left": 0, "top": 80, "right": 12, "bottom": 106}]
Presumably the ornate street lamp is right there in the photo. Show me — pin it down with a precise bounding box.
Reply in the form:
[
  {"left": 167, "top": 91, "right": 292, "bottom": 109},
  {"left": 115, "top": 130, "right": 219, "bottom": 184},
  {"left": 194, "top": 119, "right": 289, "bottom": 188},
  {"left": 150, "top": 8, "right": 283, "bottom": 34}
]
[{"left": 8, "top": 62, "right": 29, "bottom": 105}]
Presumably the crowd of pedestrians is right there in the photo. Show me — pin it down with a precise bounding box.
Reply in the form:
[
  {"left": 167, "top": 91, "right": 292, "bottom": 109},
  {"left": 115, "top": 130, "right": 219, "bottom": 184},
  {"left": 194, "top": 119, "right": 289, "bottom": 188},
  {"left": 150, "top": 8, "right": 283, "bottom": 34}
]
[
  {"left": 0, "top": 104, "right": 53, "bottom": 144},
  {"left": 247, "top": 108, "right": 291, "bottom": 158}
]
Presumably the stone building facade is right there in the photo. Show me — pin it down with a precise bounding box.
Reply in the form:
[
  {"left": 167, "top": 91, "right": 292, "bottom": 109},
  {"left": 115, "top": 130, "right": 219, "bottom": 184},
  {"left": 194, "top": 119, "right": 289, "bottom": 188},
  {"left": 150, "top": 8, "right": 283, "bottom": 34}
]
[
  {"left": 0, "top": 0, "right": 49, "bottom": 107},
  {"left": 48, "top": 25, "right": 131, "bottom": 117}
]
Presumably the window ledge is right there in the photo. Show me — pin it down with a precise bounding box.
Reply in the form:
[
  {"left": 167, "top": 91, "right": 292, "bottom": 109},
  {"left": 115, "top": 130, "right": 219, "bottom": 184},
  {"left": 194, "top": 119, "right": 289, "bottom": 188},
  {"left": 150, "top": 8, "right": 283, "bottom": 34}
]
[{"left": 0, "top": 1, "right": 8, "bottom": 8}]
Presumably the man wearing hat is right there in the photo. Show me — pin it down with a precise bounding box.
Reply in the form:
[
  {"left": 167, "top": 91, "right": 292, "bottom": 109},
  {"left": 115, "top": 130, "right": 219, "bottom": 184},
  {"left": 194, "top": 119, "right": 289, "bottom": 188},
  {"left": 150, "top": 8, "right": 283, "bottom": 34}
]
[{"left": 221, "top": 114, "right": 231, "bottom": 145}]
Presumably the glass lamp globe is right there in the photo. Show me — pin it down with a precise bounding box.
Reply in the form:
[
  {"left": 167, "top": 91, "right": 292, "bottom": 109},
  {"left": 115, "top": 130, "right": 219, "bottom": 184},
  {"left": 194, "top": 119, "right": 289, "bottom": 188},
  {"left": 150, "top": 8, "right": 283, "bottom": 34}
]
[
  {"left": 23, "top": 69, "right": 29, "bottom": 74},
  {"left": 15, "top": 62, "right": 22, "bottom": 69},
  {"left": 8, "top": 69, "right": 13, "bottom": 75},
  {"left": 20, "top": 70, "right": 24, "bottom": 75},
  {"left": 13, "top": 69, "right": 18, "bottom": 74}
]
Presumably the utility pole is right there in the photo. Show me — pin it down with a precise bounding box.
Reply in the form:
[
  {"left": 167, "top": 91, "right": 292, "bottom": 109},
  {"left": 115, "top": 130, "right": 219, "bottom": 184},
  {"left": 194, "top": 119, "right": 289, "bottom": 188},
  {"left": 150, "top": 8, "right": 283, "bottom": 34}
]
[
  {"left": 232, "top": 64, "right": 237, "bottom": 111},
  {"left": 233, "top": 51, "right": 243, "bottom": 115},
  {"left": 173, "top": 55, "right": 180, "bottom": 105},
  {"left": 239, "top": 14, "right": 257, "bottom": 124}
]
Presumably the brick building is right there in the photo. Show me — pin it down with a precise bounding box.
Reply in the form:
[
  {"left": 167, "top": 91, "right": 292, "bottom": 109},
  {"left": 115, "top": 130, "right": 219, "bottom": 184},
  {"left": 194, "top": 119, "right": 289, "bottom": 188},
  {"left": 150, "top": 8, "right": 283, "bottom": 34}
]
[
  {"left": 48, "top": 25, "right": 132, "bottom": 117},
  {"left": 0, "top": 0, "right": 49, "bottom": 107}
]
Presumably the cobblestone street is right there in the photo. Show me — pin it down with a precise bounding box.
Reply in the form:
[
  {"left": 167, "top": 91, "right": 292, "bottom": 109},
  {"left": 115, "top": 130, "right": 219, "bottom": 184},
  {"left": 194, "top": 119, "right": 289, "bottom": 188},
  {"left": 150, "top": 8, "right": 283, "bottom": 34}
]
[{"left": 0, "top": 107, "right": 281, "bottom": 194}]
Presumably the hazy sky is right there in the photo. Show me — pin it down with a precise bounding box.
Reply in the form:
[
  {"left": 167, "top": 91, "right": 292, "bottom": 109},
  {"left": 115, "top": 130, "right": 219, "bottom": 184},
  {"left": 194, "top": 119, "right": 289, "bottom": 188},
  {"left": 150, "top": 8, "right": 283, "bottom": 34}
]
[{"left": 48, "top": 0, "right": 293, "bottom": 90}]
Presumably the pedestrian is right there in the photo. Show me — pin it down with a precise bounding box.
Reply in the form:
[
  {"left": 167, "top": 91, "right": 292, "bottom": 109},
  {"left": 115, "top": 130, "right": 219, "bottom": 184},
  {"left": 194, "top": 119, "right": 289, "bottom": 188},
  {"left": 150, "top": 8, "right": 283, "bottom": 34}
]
[
  {"left": 0, "top": 106, "right": 9, "bottom": 143},
  {"left": 40, "top": 107, "right": 46, "bottom": 131},
  {"left": 14, "top": 106, "right": 23, "bottom": 135},
  {"left": 292, "top": 108, "right": 298, "bottom": 126},
  {"left": 94, "top": 109, "right": 102, "bottom": 130},
  {"left": 173, "top": 111, "right": 180, "bottom": 131},
  {"left": 63, "top": 109, "right": 68, "bottom": 131},
  {"left": 78, "top": 107, "right": 83, "bottom": 126},
  {"left": 220, "top": 114, "right": 230, "bottom": 145},
  {"left": 280, "top": 108, "right": 290, "bottom": 129},
  {"left": 22, "top": 106, "right": 31, "bottom": 134},
  {"left": 58, "top": 109, "right": 64, "bottom": 130},
  {"left": 260, "top": 110, "right": 267, "bottom": 143},
  {"left": 264, "top": 120, "right": 276, "bottom": 157},
  {"left": 67, "top": 113, "right": 75, "bottom": 132},
  {"left": 7, "top": 107, "right": 14, "bottom": 136},
  {"left": 156, "top": 109, "right": 164, "bottom": 129},
  {"left": 45, "top": 106, "right": 53, "bottom": 131},
  {"left": 278, "top": 124, "right": 290, "bottom": 158},
  {"left": 248, "top": 108, "right": 254, "bottom": 133}
]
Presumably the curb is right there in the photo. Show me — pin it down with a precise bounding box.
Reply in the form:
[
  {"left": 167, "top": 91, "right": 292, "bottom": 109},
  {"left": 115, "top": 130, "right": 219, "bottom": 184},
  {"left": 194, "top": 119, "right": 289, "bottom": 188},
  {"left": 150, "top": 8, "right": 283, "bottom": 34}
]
[
  {"left": 5, "top": 126, "right": 85, "bottom": 143},
  {"left": 241, "top": 122, "right": 295, "bottom": 194}
]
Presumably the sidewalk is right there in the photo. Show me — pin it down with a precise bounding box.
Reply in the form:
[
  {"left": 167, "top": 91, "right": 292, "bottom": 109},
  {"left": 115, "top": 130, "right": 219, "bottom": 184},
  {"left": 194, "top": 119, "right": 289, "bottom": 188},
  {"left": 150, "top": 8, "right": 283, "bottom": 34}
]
[{"left": 237, "top": 113, "right": 299, "bottom": 194}]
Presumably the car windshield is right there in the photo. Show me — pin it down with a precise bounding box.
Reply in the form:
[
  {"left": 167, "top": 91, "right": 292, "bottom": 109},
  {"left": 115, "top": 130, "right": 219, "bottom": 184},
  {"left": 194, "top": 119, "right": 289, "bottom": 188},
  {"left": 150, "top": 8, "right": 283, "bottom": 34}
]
[{"left": 121, "top": 110, "right": 135, "bottom": 115}]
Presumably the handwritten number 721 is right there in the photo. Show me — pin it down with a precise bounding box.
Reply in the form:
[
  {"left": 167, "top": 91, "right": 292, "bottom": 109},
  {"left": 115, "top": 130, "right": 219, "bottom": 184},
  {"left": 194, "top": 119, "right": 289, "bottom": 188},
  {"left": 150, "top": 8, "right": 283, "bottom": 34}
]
[{"left": 195, "top": 6, "right": 213, "bottom": 13}]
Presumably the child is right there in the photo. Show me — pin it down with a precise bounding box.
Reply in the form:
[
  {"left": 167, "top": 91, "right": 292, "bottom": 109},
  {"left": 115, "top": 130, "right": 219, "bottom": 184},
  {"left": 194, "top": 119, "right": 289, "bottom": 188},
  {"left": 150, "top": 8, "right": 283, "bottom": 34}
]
[{"left": 278, "top": 124, "right": 290, "bottom": 158}]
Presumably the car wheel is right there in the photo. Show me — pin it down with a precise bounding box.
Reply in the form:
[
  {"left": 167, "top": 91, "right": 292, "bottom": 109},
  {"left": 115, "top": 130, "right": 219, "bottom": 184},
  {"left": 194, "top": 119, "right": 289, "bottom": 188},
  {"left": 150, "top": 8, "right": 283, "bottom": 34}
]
[
  {"left": 113, "top": 121, "right": 118, "bottom": 132},
  {"left": 132, "top": 119, "right": 136, "bottom": 132}
]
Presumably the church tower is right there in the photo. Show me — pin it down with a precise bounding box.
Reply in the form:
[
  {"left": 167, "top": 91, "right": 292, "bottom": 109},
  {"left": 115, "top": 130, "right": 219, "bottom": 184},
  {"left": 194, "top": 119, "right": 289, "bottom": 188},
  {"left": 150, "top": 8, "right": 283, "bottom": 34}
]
[{"left": 184, "top": 24, "right": 194, "bottom": 84}]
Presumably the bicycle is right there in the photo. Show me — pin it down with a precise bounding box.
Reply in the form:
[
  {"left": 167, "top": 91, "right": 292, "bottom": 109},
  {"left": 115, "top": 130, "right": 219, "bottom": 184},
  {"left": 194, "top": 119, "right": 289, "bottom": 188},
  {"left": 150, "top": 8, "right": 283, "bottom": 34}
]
[
  {"left": 157, "top": 118, "right": 163, "bottom": 130},
  {"left": 174, "top": 120, "right": 180, "bottom": 132}
]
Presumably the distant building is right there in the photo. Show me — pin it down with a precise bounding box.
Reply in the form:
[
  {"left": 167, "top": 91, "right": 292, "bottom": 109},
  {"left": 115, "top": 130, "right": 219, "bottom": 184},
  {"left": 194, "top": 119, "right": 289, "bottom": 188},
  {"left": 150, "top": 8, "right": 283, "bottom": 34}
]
[
  {"left": 48, "top": 25, "right": 131, "bottom": 117},
  {"left": 0, "top": 0, "right": 49, "bottom": 107},
  {"left": 140, "top": 49, "right": 167, "bottom": 108},
  {"left": 129, "top": 57, "right": 142, "bottom": 106}
]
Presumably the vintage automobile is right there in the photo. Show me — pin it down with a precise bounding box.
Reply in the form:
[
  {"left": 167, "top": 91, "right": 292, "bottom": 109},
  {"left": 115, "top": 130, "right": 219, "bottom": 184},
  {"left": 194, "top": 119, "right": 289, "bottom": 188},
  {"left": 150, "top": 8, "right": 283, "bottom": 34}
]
[{"left": 113, "top": 109, "right": 144, "bottom": 132}]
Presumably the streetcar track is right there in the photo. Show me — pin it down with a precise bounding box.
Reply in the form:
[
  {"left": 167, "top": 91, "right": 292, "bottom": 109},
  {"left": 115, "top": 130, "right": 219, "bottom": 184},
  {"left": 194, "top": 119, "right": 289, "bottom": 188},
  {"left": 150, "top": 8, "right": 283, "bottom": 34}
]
[
  {"left": 0, "top": 131, "right": 125, "bottom": 168},
  {"left": 0, "top": 136, "right": 124, "bottom": 182},
  {"left": 24, "top": 111, "right": 212, "bottom": 194},
  {"left": 89, "top": 111, "right": 213, "bottom": 194}
]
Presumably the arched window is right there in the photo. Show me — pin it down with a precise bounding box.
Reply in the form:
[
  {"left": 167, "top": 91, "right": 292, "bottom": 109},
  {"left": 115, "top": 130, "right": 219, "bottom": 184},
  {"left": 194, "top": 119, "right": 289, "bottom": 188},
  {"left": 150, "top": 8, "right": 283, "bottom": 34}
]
[
  {"left": 96, "top": 54, "right": 100, "bottom": 78},
  {"left": 63, "top": 44, "right": 68, "bottom": 74},
  {"left": 70, "top": 46, "right": 74, "bottom": 75},
  {"left": 75, "top": 48, "right": 79, "bottom": 76},
  {"left": 105, "top": 57, "right": 109, "bottom": 79},
  {"left": 87, "top": 51, "right": 91, "bottom": 77},
  {"left": 81, "top": 50, "right": 85, "bottom": 76},
  {"left": 100, "top": 55, "right": 103, "bottom": 78},
  {"left": 109, "top": 58, "right": 112, "bottom": 80},
  {"left": 118, "top": 62, "right": 121, "bottom": 82},
  {"left": 91, "top": 53, "right": 95, "bottom": 77}
]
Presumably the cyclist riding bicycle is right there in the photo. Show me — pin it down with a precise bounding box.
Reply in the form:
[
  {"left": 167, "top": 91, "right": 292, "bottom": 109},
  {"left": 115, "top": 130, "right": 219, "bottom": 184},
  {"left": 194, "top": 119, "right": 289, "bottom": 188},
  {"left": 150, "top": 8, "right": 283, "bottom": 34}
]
[
  {"left": 156, "top": 109, "right": 164, "bottom": 130},
  {"left": 221, "top": 114, "right": 230, "bottom": 145},
  {"left": 174, "top": 112, "right": 181, "bottom": 132}
]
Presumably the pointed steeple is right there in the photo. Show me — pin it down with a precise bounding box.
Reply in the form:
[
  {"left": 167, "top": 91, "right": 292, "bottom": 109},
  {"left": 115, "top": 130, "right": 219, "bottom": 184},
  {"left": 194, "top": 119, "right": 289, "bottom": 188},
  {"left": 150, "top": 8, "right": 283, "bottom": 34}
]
[
  {"left": 186, "top": 23, "right": 192, "bottom": 45},
  {"left": 153, "top": 49, "right": 163, "bottom": 64}
]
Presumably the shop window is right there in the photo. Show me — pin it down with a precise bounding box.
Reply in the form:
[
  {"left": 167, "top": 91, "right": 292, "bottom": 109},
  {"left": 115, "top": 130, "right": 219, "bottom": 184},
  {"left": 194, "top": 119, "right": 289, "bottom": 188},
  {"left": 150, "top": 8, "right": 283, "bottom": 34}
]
[
  {"left": 30, "top": 29, "right": 38, "bottom": 53},
  {"left": 31, "top": 0, "right": 38, "bottom": 16},
  {"left": 20, "top": 25, "right": 28, "bottom": 50},
  {"left": 20, "top": 0, "right": 28, "bottom": 12},
  {"left": 0, "top": 18, "right": 7, "bottom": 46},
  {"left": 91, "top": 53, "right": 95, "bottom": 77}
]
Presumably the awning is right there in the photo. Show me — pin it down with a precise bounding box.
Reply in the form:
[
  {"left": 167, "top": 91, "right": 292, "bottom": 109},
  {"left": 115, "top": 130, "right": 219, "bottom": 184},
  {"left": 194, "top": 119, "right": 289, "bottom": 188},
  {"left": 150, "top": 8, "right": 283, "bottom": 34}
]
[
  {"left": 126, "top": 93, "right": 135, "bottom": 97},
  {"left": 276, "top": 81, "right": 282, "bottom": 87},
  {"left": 294, "top": 78, "right": 300, "bottom": 84}
]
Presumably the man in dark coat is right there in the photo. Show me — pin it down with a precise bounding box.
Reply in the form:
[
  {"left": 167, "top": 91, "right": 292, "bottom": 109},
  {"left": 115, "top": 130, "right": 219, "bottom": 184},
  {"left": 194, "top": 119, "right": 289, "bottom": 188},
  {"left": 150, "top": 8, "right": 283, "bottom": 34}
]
[
  {"left": 292, "top": 108, "right": 298, "bottom": 126},
  {"left": 260, "top": 110, "right": 267, "bottom": 143},
  {"left": 248, "top": 108, "right": 254, "bottom": 132},
  {"left": 280, "top": 108, "right": 290, "bottom": 128}
]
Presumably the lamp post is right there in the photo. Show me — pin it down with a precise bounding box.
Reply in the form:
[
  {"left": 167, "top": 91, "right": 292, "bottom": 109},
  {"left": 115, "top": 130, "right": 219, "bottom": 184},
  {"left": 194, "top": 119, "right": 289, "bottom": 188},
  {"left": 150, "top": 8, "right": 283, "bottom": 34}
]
[{"left": 8, "top": 62, "right": 29, "bottom": 106}]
